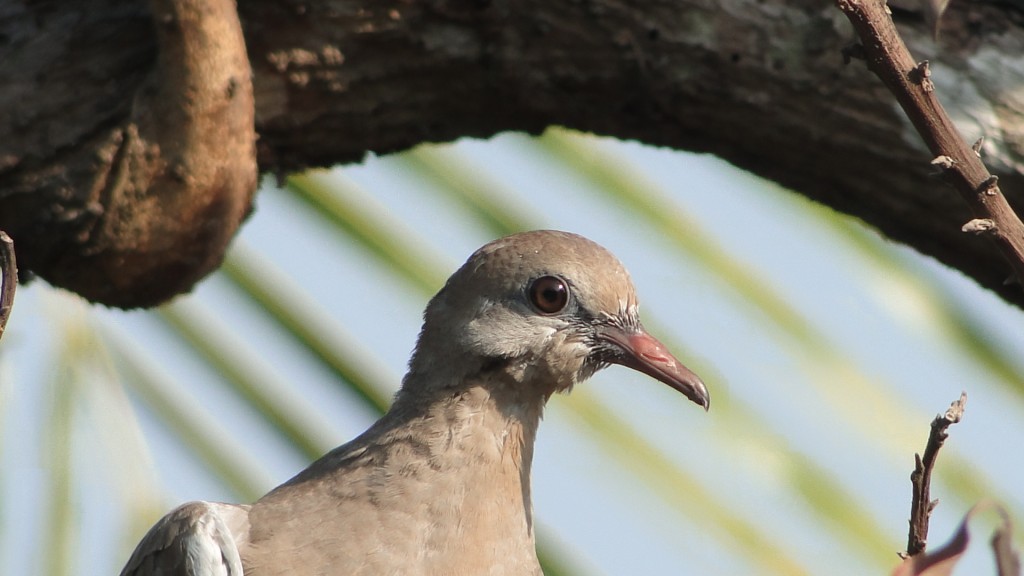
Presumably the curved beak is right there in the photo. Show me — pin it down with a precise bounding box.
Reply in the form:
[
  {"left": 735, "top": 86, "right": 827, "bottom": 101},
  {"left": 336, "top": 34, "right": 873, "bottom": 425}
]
[{"left": 595, "top": 323, "right": 710, "bottom": 410}]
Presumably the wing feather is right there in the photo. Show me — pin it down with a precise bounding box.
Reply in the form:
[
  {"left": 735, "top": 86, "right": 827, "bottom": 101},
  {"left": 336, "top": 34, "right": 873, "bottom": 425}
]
[{"left": 120, "top": 501, "right": 250, "bottom": 576}]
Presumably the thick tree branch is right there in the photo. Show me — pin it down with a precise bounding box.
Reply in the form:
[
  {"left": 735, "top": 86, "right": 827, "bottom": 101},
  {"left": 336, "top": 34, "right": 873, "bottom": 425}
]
[
  {"left": 835, "top": 0, "right": 1024, "bottom": 288},
  {"left": 905, "top": 392, "right": 967, "bottom": 557},
  {"left": 4, "top": 1, "right": 1024, "bottom": 307},
  {"left": 0, "top": 0, "right": 257, "bottom": 308},
  {"left": 0, "top": 231, "right": 15, "bottom": 343}
]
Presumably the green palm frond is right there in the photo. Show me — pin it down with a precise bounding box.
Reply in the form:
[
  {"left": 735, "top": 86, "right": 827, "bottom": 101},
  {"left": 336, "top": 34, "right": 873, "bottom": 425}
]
[{"left": 2, "top": 130, "right": 1021, "bottom": 576}]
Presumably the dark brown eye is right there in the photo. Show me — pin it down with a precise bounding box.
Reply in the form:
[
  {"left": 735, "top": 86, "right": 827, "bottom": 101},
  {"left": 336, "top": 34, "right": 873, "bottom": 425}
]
[{"left": 528, "top": 276, "right": 569, "bottom": 314}]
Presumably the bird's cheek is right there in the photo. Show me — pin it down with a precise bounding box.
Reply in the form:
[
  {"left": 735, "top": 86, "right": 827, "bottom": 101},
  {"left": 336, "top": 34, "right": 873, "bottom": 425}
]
[
  {"left": 546, "top": 341, "right": 591, "bottom": 393},
  {"left": 463, "top": 310, "right": 540, "bottom": 358}
]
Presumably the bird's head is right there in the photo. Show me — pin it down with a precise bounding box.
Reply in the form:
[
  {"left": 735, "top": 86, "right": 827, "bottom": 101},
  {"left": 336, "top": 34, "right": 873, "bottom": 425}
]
[{"left": 406, "top": 230, "right": 709, "bottom": 410}]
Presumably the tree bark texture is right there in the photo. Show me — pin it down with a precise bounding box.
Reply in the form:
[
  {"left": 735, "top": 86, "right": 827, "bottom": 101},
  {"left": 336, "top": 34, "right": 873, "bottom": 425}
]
[{"left": 1, "top": 0, "right": 1023, "bottom": 308}]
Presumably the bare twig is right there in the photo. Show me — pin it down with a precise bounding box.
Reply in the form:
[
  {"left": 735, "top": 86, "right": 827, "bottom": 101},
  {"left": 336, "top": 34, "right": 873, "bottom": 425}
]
[
  {"left": 0, "top": 231, "right": 16, "bottom": 343},
  {"left": 834, "top": 0, "right": 1024, "bottom": 287},
  {"left": 906, "top": 392, "right": 967, "bottom": 557}
]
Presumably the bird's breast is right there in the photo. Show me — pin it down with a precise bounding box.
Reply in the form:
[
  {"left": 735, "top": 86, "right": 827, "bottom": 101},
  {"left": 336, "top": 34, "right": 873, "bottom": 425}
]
[{"left": 243, "top": 386, "right": 543, "bottom": 575}]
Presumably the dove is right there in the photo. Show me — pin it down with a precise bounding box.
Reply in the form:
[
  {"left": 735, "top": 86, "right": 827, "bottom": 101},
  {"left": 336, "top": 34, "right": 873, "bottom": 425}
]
[{"left": 121, "top": 229, "right": 709, "bottom": 576}]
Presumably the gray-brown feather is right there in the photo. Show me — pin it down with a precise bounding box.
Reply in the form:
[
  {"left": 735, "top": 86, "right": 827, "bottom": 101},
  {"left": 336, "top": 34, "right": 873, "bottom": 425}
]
[
  {"left": 120, "top": 501, "right": 250, "bottom": 576},
  {"left": 120, "top": 230, "right": 684, "bottom": 576}
]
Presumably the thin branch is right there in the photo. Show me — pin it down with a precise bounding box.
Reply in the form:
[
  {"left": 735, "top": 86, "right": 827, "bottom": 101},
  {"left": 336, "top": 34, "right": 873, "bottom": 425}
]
[
  {"left": 834, "top": 0, "right": 1024, "bottom": 287},
  {"left": 0, "top": 230, "right": 16, "bottom": 343},
  {"left": 906, "top": 391, "right": 967, "bottom": 557}
]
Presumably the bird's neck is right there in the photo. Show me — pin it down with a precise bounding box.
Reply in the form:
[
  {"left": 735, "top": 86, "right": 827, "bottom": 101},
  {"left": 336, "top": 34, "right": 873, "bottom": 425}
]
[
  {"left": 247, "top": 372, "right": 547, "bottom": 574},
  {"left": 389, "top": 369, "right": 546, "bottom": 481},
  {"left": 384, "top": 370, "right": 546, "bottom": 542}
]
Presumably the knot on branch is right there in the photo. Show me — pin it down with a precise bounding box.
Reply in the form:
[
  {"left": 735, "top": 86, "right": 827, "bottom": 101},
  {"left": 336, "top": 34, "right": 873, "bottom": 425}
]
[
  {"left": 962, "top": 219, "right": 997, "bottom": 235},
  {"left": 978, "top": 175, "right": 1000, "bottom": 197},
  {"left": 909, "top": 60, "right": 934, "bottom": 92},
  {"left": 930, "top": 155, "right": 956, "bottom": 173}
]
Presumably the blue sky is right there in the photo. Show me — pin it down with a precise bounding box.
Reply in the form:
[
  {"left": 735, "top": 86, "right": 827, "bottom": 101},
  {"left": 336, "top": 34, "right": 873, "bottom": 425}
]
[{"left": 1, "top": 131, "right": 1022, "bottom": 575}]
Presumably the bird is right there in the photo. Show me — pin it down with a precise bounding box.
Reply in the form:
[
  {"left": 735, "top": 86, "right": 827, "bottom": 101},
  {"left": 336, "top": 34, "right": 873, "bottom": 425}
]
[{"left": 120, "top": 229, "right": 710, "bottom": 576}]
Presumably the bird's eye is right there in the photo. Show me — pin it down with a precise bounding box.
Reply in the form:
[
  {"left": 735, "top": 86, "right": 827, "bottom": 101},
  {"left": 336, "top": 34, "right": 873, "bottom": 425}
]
[{"left": 528, "top": 276, "right": 569, "bottom": 314}]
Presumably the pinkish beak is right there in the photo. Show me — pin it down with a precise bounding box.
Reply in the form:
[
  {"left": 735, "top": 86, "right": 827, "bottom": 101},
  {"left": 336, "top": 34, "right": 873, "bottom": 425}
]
[{"left": 597, "top": 324, "right": 710, "bottom": 410}]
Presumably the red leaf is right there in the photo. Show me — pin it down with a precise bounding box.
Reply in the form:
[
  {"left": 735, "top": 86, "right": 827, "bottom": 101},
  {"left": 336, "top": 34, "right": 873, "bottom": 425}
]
[{"left": 892, "top": 502, "right": 1019, "bottom": 576}]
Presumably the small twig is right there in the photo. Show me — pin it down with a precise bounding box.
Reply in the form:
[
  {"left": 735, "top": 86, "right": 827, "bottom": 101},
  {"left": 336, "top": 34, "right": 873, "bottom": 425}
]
[
  {"left": 906, "top": 392, "right": 967, "bottom": 557},
  {"left": 834, "top": 0, "right": 1024, "bottom": 288},
  {"left": 0, "top": 231, "right": 16, "bottom": 343},
  {"left": 972, "top": 136, "right": 985, "bottom": 158}
]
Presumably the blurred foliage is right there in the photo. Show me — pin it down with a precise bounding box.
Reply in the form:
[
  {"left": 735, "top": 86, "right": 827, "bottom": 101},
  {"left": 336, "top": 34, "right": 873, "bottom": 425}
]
[{"left": 1, "top": 130, "right": 1021, "bottom": 575}]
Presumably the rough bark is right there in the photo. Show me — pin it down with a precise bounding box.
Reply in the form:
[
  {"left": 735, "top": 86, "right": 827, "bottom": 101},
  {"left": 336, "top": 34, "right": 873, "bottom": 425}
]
[
  {"left": 1, "top": 0, "right": 1023, "bottom": 308},
  {"left": 0, "top": 0, "right": 256, "bottom": 307}
]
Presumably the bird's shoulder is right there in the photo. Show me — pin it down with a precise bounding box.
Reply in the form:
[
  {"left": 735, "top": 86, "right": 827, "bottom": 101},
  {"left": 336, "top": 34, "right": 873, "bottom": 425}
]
[{"left": 120, "top": 500, "right": 251, "bottom": 576}]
